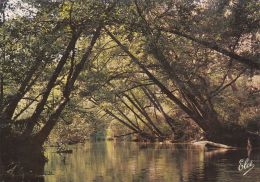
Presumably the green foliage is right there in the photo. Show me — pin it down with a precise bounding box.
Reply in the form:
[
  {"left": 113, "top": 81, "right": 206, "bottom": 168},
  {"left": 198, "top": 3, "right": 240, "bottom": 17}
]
[{"left": 1, "top": 0, "right": 259, "bottom": 144}]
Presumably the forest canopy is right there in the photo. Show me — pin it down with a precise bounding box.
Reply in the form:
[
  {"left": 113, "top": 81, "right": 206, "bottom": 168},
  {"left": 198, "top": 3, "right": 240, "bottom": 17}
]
[{"left": 0, "top": 0, "right": 259, "bottom": 150}]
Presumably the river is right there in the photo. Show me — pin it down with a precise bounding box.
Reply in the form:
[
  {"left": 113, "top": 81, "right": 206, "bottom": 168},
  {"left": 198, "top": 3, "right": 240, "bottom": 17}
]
[
  {"left": 43, "top": 142, "right": 259, "bottom": 182},
  {"left": 1, "top": 141, "right": 260, "bottom": 182}
]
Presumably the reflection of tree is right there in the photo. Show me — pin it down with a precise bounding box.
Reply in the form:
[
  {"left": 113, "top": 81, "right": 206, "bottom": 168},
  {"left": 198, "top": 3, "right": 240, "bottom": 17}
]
[
  {"left": 187, "top": 161, "right": 219, "bottom": 182},
  {"left": 41, "top": 142, "right": 260, "bottom": 182},
  {"left": 1, "top": 175, "right": 44, "bottom": 182},
  {"left": 185, "top": 148, "right": 226, "bottom": 182},
  {"left": 186, "top": 149, "right": 257, "bottom": 182},
  {"left": 0, "top": 150, "right": 45, "bottom": 182}
]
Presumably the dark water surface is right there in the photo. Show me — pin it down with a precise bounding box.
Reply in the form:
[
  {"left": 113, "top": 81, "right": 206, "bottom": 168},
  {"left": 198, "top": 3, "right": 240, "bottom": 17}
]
[
  {"left": 43, "top": 142, "right": 260, "bottom": 182},
  {"left": 1, "top": 141, "right": 260, "bottom": 182}
]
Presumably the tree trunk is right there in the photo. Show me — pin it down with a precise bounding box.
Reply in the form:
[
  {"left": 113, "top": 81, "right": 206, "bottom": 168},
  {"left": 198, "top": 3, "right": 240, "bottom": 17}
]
[
  {"left": 106, "top": 29, "right": 258, "bottom": 148},
  {"left": 33, "top": 98, "right": 69, "bottom": 145},
  {"left": 142, "top": 86, "right": 176, "bottom": 133},
  {"left": 105, "top": 29, "right": 210, "bottom": 132},
  {"left": 124, "top": 92, "right": 164, "bottom": 138},
  {"left": 119, "top": 95, "right": 157, "bottom": 135},
  {"left": 33, "top": 27, "right": 102, "bottom": 144},
  {"left": 3, "top": 57, "right": 43, "bottom": 120},
  {"left": 0, "top": 74, "right": 3, "bottom": 112},
  {"left": 23, "top": 32, "right": 80, "bottom": 135},
  {"left": 161, "top": 28, "right": 259, "bottom": 69}
]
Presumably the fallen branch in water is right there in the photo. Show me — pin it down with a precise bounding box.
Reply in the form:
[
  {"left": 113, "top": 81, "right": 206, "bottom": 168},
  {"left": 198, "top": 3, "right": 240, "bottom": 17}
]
[
  {"left": 247, "top": 131, "right": 260, "bottom": 137},
  {"left": 193, "top": 141, "right": 237, "bottom": 149}
]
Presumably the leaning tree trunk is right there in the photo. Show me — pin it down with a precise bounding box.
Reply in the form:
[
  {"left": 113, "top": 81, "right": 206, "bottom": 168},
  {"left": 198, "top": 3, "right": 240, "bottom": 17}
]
[
  {"left": 106, "top": 29, "right": 259, "bottom": 149},
  {"left": 32, "top": 26, "right": 102, "bottom": 145}
]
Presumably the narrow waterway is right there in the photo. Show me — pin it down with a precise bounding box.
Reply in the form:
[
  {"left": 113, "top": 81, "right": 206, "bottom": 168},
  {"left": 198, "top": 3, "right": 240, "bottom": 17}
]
[
  {"left": 41, "top": 142, "right": 260, "bottom": 182},
  {"left": 1, "top": 141, "right": 259, "bottom": 182}
]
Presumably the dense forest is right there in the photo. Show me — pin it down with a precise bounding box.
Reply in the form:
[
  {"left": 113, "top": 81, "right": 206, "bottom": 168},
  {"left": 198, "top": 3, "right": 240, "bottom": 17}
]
[{"left": 0, "top": 0, "right": 259, "bottom": 175}]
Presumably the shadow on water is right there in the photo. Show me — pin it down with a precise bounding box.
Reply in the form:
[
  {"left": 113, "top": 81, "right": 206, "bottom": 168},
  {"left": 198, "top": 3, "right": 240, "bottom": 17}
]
[
  {"left": 0, "top": 142, "right": 260, "bottom": 182},
  {"left": 0, "top": 146, "right": 46, "bottom": 182},
  {"left": 186, "top": 148, "right": 260, "bottom": 182}
]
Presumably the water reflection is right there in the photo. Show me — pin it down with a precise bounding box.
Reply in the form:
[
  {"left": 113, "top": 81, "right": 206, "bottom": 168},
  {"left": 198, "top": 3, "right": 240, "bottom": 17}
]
[
  {"left": 0, "top": 149, "right": 46, "bottom": 182},
  {"left": 1, "top": 142, "right": 260, "bottom": 182}
]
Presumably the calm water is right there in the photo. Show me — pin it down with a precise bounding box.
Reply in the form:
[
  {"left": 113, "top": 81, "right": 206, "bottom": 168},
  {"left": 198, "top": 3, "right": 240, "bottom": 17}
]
[
  {"left": 41, "top": 142, "right": 260, "bottom": 182},
  {"left": 1, "top": 141, "right": 259, "bottom": 182}
]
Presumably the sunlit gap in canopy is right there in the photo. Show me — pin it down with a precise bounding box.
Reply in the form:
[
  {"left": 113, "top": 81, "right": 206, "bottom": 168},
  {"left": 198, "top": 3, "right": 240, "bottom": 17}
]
[{"left": 0, "top": 0, "right": 37, "bottom": 21}]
